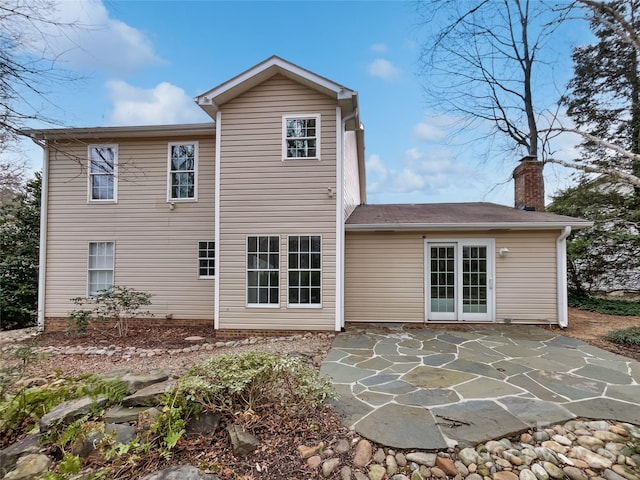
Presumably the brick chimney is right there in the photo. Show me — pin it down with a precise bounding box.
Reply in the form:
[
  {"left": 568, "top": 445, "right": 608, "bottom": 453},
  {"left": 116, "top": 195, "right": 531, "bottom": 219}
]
[{"left": 513, "top": 156, "right": 545, "bottom": 212}]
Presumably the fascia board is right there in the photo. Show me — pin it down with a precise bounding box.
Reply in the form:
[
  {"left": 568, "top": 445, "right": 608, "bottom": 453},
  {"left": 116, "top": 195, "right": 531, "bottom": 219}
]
[
  {"left": 196, "top": 56, "right": 356, "bottom": 108},
  {"left": 23, "top": 123, "right": 215, "bottom": 140},
  {"left": 345, "top": 221, "right": 593, "bottom": 231}
]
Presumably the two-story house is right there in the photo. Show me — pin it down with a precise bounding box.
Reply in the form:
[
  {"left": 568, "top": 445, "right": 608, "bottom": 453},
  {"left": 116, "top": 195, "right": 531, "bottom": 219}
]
[{"left": 26, "top": 56, "right": 590, "bottom": 334}]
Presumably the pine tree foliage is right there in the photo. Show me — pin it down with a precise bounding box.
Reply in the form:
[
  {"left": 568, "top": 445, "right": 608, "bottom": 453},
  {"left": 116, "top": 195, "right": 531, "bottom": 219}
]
[
  {"left": 550, "top": 0, "right": 640, "bottom": 294},
  {"left": 562, "top": 0, "right": 640, "bottom": 180},
  {"left": 0, "top": 173, "right": 40, "bottom": 329}
]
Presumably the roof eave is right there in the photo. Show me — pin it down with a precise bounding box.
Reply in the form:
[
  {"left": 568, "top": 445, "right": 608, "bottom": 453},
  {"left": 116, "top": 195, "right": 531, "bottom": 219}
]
[
  {"left": 22, "top": 123, "right": 216, "bottom": 141},
  {"left": 345, "top": 221, "right": 593, "bottom": 232}
]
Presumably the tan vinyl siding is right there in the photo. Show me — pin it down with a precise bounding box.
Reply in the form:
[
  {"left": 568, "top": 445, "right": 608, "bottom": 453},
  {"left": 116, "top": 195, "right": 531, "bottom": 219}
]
[
  {"left": 44, "top": 135, "right": 216, "bottom": 322},
  {"left": 218, "top": 74, "right": 337, "bottom": 331},
  {"left": 494, "top": 230, "right": 558, "bottom": 323},
  {"left": 345, "top": 232, "right": 424, "bottom": 323},
  {"left": 343, "top": 130, "right": 361, "bottom": 218},
  {"left": 345, "top": 230, "right": 559, "bottom": 324}
]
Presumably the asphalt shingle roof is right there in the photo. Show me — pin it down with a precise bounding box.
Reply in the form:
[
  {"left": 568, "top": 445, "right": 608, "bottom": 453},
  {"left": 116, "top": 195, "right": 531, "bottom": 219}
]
[{"left": 346, "top": 203, "right": 591, "bottom": 230}]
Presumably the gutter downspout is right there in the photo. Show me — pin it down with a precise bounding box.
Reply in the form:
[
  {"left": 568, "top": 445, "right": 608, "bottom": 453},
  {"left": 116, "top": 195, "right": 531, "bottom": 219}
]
[
  {"left": 336, "top": 105, "right": 359, "bottom": 332},
  {"left": 556, "top": 226, "right": 572, "bottom": 329},
  {"left": 34, "top": 138, "right": 49, "bottom": 332},
  {"left": 214, "top": 113, "right": 221, "bottom": 330}
]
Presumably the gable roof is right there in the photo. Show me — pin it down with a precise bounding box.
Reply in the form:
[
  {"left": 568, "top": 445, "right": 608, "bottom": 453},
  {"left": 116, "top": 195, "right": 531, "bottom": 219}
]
[
  {"left": 346, "top": 203, "right": 592, "bottom": 231},
  {"left": 195, "top": 56, "right": 360, "bottom": 129}
]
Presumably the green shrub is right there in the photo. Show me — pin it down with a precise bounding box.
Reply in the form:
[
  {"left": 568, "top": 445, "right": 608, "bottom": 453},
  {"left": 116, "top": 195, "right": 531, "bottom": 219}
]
[
  {"left": 69, "top": 285, "right": 153, "bottom": 336},
  {"left": 569, "top": 294, "right": 640, "bottom": 316},
  {"left": 0, "top": 374, "right": 127, "bottom": 446},
  {"left": 177, "top": 351, "right": 335, "bottom": 418},
  {"left": 606, "top": 326, "right": 640, "bottom": 346}
]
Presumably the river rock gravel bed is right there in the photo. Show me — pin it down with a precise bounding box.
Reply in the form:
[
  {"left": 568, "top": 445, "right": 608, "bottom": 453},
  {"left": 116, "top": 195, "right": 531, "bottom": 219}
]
[{"left": 307, "top": 419, "right": 640, "bottom": 480}]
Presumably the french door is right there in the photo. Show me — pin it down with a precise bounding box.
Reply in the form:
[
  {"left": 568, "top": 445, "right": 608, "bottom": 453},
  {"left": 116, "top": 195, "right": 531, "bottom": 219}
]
[{"left": 425, "top": 239, "right": 494, "bottom": 321}]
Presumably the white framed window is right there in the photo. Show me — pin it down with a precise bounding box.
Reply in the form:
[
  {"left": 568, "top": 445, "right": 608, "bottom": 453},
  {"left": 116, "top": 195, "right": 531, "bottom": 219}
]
[
  {"left": 88, "top": 145, "right": 117, "bottom": 202},
  {"left": 88, "top": 241, "right": 114, "bottom": 296},
  {"left": 282, "top": 114, "right": 320, "bottom": 160},
  {"left": 288, "top": 235, "right": 321, "bottom": 307},
  {"left": 247, "top": 235, "right": 279, "bottom": 306},
  {"left": 198, "top": 241, "right": 215, "bottom": 278},
  {"left": 168, "top": 142, "right": 198, "bottom": 201}
]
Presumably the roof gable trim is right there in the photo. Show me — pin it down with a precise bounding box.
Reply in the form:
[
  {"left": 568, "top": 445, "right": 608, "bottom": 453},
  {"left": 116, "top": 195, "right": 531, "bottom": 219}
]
[{"left": 196, "top": 56, "right": 356, "bottom": 112}]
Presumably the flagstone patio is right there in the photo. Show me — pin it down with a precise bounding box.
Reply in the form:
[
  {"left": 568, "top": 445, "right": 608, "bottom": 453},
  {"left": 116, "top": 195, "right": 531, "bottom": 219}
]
[{"left": 320, "top": 323, "right": 640, "bottom": 449}]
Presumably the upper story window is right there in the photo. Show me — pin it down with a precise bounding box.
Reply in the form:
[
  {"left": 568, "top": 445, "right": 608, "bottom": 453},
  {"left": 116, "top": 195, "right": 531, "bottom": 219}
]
[
  {"left": 168, "top": 142, "right": 198, "bottom": 201},
  {"left": 282, "top": 115, "right": 320, "bottom": 160},
  {"left": 88, "top": 145, "right": 117, "bottom": 202}
]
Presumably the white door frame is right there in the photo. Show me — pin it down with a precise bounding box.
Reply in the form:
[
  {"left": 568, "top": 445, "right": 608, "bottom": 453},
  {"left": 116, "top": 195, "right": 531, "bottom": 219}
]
[{"left": 424, "top": 238, "right": 495, "bottom": 322}]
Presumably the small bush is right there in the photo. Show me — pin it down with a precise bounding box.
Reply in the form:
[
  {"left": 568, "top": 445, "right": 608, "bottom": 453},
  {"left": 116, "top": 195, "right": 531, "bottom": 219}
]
[
  {"left": 606, "top": 326, "right": 640, "bottom": 346},
  {"left": 177, "top": 351, "right": 335, "bottom": 418},
  {"left": 68, "top": 285, "right": 153, "bottom": 336},
  {"left": 569, "top": 294, "right": 640, "bottom": 316}
]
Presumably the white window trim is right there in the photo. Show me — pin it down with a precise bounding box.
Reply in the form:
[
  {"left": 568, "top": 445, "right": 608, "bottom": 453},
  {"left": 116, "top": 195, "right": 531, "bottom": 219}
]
[
  {"left": 282, "top": 114, "right": 321, "bottom": 161},
  {"left": 87, "top": 144, "right": 118, "bottom": 203},
  {"left": 87, "top": 241, "right": 115, "bottom": 297},
  {"left": 423, "top": 238, "right": 495, "bottom": 322},
  {"left": 246, "top": 234, "right": 281, "bottom": 308},
  {"left": 287, "top": 234, "right": 322, "bottom": 308},
  {"left": 198, "top": 241, "right": 216, "bottom": 279},
  {"left": 167, "top": 141, "right": 199, "bottom": 202}
]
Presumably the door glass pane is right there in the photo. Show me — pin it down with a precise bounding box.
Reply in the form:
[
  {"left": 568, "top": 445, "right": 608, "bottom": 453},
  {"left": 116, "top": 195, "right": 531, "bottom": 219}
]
[
  {"left": 462, "top": 246, "right": 487, "bottom": 313},
  {"left": 430, "top": 246, "right": 455, "bottom": 313}
]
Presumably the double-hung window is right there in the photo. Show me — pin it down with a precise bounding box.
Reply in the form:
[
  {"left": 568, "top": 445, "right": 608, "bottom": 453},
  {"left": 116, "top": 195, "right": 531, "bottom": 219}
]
[
  {"left": 247, "top": 236, "right": 279, "bottom": 306},
  {"left": 88, "top": 241, "right": 114, "bottom": 296},
  {"left": 168, "top": 142, "right": 198, "bottom": 201},
  {"left": 288, "top": 235, "right": 321, "bottom": 306},
  {"left": 88, "top": 145, "right": 117, "bottom": 202},
  {"left": 198, "top": 241, "right": 215, "bottom": 278},
  {"left": 282, "top": 115, "right": 320, "bottom": 160}
]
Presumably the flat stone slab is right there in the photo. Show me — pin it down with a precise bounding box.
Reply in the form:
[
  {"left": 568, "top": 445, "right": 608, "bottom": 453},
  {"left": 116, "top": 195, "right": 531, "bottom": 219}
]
[
  {"left": 454, "top": 377, "right": 524, "bottom": 399},
  {"left": 320, "top": 363, "right": 375, "bottom": 384},
  {"left": 395, "top": 388, "right": 460, "bottom": 407},
  {"left": 121, "top": 380, "right": 176, "bottom": 407},
  {"left": 104, "top": 406, "right": 147, "bottom": 423},
  {"left": 354, "top": 403, "right": 447, "bottom": 449},
  {"left": 401, "top": 366, "right": 475, "bottom": 388},
  {"left": 431, "top": 400, "right": 529, "bottom": 447},
  {"left": 40, "top": 395, "right": 108, "bottom": 431},
  {"left": 120, "top": 371, "right": 169, "bottom": 393},
  {"left": 565, "top": 398, "right": 640, "bottom": 425},
  {"left": 141, "top": 465, "right": 219, "bottom": 480},
  {"left": 572, "top": 364, "right": 634, "bottom": 385},
  {"left": 528, "top": 370, "right": 606, "bottom": 400},
  {"left": 322, "top": 324, "right": 640, "bottom": 450},
  {"left": 500, "top": 396, "right": 575, "bottom": 427}
]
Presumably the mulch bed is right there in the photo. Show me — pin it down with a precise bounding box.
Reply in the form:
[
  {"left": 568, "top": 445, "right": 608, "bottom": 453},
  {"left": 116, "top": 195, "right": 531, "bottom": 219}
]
[{"left": 33, "top": 326, "right": 222, "bottom": 350}]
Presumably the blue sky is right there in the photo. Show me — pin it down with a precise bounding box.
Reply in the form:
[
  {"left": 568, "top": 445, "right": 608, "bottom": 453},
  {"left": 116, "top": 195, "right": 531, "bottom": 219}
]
[{"left": 10, "top": 0, "right": 592, "bottom": 206}]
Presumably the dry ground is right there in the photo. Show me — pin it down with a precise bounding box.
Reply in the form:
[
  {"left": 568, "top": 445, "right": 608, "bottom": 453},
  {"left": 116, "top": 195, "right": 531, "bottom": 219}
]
[{"left": 1, "top": 308, "right": 639, "bottom": 479}]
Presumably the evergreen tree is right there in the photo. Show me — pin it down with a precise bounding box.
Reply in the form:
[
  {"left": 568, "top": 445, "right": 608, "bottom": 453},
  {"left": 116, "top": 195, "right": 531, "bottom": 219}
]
[
  {"left": 551, "top": 0, "right": 640, "bottom": 294},
  {"left": 0, "top": 173, "right": 40, "bottom": 329},
  {"left": 562, "top": 0, "right": 640, "bottom": 183}
]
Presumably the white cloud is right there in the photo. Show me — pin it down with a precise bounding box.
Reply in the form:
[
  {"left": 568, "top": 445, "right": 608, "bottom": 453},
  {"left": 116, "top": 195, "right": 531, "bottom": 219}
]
[
  {"left": 366, "top": 148, "right": 470, "bottom": 196},
  {"left": 412, "top": 122, "right": 448, "bottom": 141},
  {"left": 106, "top": 81, "right": 208, "bottom": 125},
  {"left": 370, "top": 43, "right": 389, "bottom": 53},
  {"left": 367, "top": 58, "right": 400, "bottom": 81},
  {"left": 18, "top": 0, "right": 164, "bottom": 75}
]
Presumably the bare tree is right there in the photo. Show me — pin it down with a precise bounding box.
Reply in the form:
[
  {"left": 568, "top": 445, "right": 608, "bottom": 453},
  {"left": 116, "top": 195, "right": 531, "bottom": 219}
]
[
  {"left": 0, "top": 0, "right": 78, "bottom": 141},
  {"left": 417, "top": 0, "right": 570, "bottom": 163}
]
